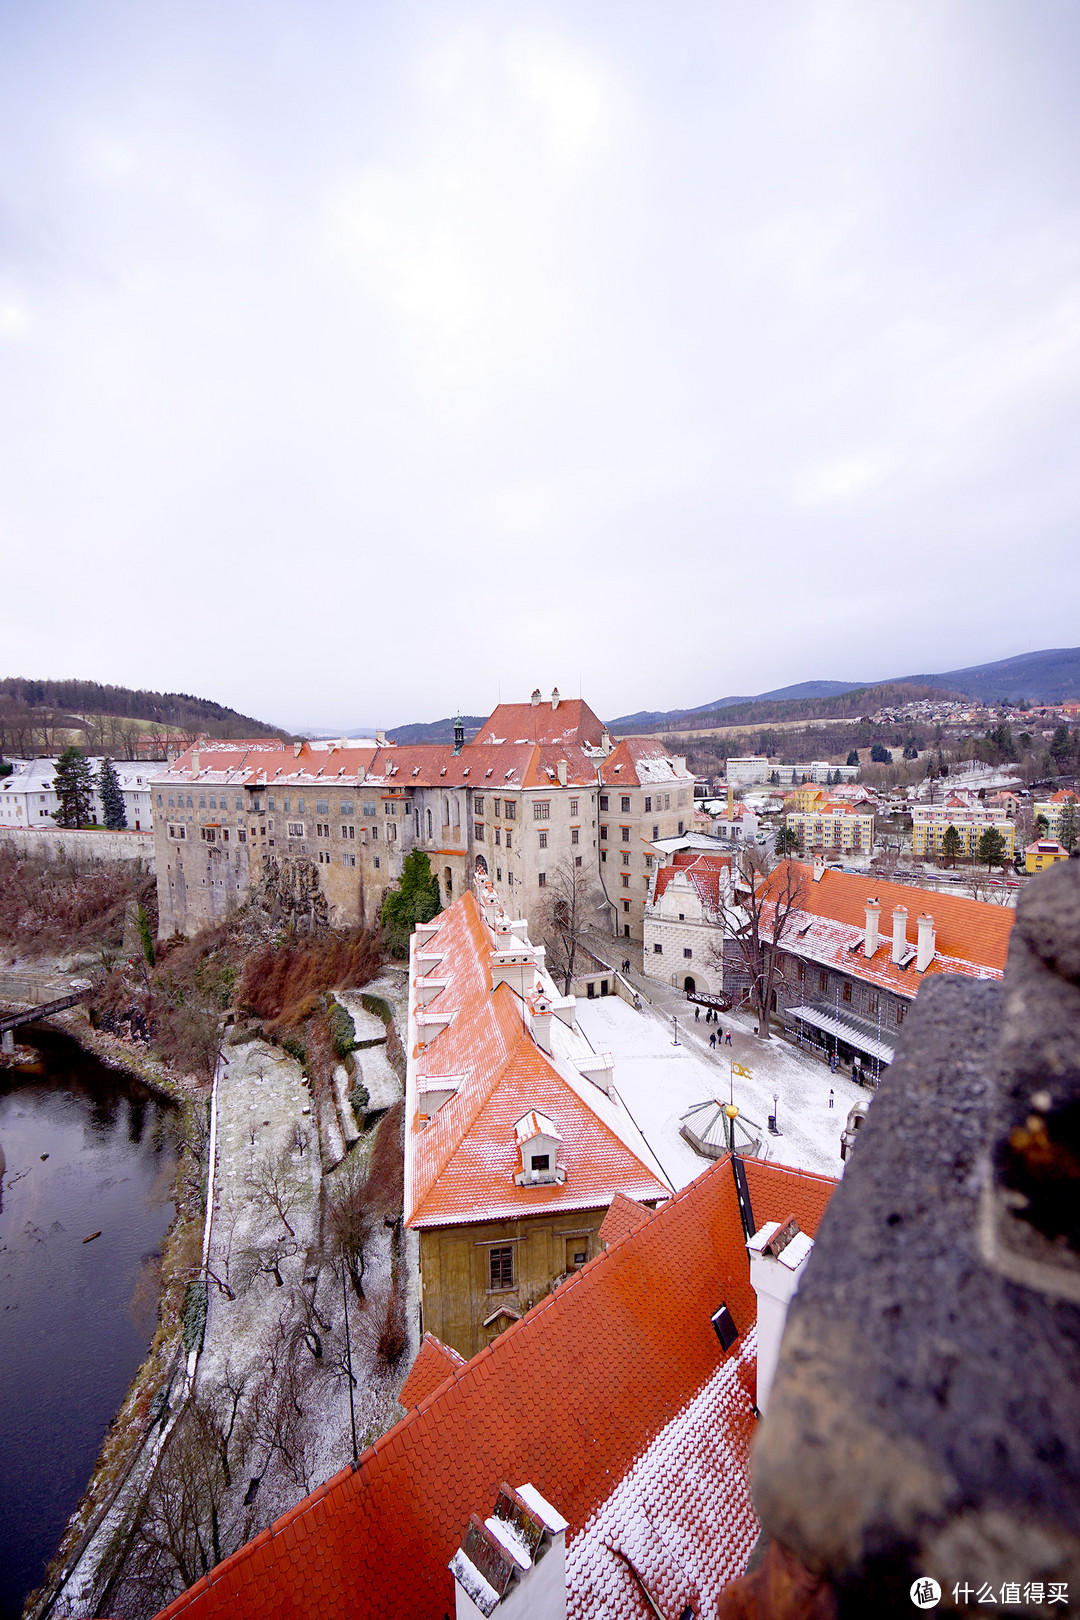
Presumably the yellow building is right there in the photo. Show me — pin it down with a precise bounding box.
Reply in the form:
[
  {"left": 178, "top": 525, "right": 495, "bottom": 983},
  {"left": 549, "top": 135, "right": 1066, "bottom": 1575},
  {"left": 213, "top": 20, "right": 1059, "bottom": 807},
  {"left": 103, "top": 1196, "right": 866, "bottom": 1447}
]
[
  {"left": 787, "top": 802, "right": 874, "bottom": 855},
  {"left": 912, "top": 803, "right": 1015, "bottom": 862},
  {"left": 785, "top": 785, "right": 828, "bottom": 814},
  {"left": 1025, "top": 839, "right": 1070, "bottom": 874},
  {"left": 1033, "top": 792, "right": 1079, "bottom": 840}
]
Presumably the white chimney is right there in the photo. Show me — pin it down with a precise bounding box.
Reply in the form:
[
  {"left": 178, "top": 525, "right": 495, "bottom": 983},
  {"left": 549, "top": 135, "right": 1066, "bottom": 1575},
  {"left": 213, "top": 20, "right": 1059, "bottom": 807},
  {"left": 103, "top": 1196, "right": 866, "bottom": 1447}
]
[
  {"left": 891, "top": 906, "right": 908, "bottom": 965},
  {"left": 746, "top": 1218, "right": 814, "bottom": 1416},
  {"left": 375, "top": 730, "right": 387, "bottom": 747},
  {"left": 864, "top": 898, "right": 880, "bottom": 958},
  {"left": 293, "top": 741, "right": 303, "bottom": 758},
  {"left": 812, "top": 856, "right": 825, "bottom": 882},
  {"left": 530, "top": 689, "right": 542, "bottom": 707},
  {"left": 600, "top": 729, "right": 611, "bottom": 752},
  {"left": 556, "top": 759, "right": 567, "bottom": 786},
  {"left": 529, "top": 992, "right": 554, "bottom": 1054},
  {"left": 450, "top": 1482, "right": 567, "bottom": 1620},
  {"left": 551, "top": 687, "right": 560, "bottom": 710},
  {"left": 916, "top": 912, "right": 936, "bottom": 973}
]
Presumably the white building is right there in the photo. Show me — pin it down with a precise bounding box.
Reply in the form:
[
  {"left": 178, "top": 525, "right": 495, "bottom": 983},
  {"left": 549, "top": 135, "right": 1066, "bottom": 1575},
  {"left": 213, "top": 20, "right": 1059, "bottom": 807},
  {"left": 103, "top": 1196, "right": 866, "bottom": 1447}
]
[
  {"left": 725, "top": 757, "right": 769, "bottom": 785},
  {"left": 0, "top": 756, "right": 155, "bottom": 831}
]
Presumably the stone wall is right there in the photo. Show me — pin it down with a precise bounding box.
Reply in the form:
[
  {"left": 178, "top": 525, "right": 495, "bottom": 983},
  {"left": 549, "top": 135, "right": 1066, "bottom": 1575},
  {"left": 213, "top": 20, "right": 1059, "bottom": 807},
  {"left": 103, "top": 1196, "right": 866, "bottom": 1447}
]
[{"left": 0, "top": 826, "right": 155, "bottom": 870}]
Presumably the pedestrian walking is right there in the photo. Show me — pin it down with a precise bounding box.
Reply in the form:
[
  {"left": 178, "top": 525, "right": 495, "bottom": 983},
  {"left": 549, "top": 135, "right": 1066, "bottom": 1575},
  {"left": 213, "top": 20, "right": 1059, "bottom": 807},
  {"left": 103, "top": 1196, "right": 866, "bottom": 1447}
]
[
  {"left": 829, "top": 1089, "right": 834, "bottom": 1109},
  {"left": 710, "top": 1031, "right": 716, "bottom": 1049},
  {"left": 695, "top": 1005, "right": 700, "bottom": 1021},
  {"left": 726, "top": 1030, "right": 732, "bottom": 1046}
]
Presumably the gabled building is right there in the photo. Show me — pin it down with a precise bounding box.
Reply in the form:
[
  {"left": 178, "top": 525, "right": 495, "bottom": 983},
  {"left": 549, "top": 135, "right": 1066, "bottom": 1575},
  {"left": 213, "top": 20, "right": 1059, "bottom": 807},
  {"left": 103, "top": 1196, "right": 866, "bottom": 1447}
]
[
  {"left": 406, "top": 879, "right": 671, "bottom": 1357},
  {"left": 153, "top": 1151, "right": 836, "bottom": 1620},
  {"left": 151, "top": 694, "right": 694, "bottom": 945},
  {"left": 912, "top": 796, "right": 1015, "bottom": 861},
  {"left": 730, "top": 861, "right": 1014, "bottom": 1077},
  {"left": 643, "top": 850, "right": 733, "bottom": 996}
]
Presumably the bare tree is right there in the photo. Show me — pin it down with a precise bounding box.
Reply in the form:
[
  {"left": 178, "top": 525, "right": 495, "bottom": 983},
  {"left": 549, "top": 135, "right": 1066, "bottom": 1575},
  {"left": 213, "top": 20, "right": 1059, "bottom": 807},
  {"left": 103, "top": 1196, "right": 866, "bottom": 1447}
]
[
  {"left": 325, "top": 1158, "right": 375, "bottom": 1301},
  {"left": 246, "top": 1147, "right": 304, "bottom": 1239},
  {"left": 535, "top": 855, "right": 604, "bottom": 994},
  {"left": 709, "top": 851, "right": 807, "bottom": 1040}
]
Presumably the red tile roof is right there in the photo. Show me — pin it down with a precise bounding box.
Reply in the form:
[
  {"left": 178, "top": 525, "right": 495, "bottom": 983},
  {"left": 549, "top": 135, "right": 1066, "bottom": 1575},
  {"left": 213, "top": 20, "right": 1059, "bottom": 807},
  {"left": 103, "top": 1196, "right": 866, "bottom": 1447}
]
[
  {"left": 600, "top": 736, "right": 693, "bottom": 787},
  {"left": 153, "top": 1155, "right": 836, "bottom": 1620},
  {"left": 407, "top": 893, "right": 669, "bottom": 1227},
  {"left": 598, "top": 1191, "right": 652, "bottom": 1248},
  {"left": 653, "top": 852, "right": 732, "bottom": 911},
  {"left": 399, "top": 1333, "right": 466, "bottom": 1408},
  {"left": 474, "top": 699, "right": 607, "bottom": 749},
  {"left": 758, "top": 860, "right": 1013, "bottom": 992}
]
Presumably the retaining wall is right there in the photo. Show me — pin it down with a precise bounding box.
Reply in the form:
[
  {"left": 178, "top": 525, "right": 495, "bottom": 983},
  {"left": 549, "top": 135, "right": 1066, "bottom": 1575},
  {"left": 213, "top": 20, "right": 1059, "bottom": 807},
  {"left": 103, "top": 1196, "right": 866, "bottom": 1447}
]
[{"left": 0, "top": 826, "right": 155, "bottom": 871}]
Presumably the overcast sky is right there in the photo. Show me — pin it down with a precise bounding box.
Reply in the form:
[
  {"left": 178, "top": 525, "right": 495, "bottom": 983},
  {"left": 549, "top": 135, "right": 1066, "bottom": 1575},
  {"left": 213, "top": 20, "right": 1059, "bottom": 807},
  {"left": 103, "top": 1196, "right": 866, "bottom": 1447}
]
[{"left": 2, "top": 1, "right": 1079, "bottom": 730}]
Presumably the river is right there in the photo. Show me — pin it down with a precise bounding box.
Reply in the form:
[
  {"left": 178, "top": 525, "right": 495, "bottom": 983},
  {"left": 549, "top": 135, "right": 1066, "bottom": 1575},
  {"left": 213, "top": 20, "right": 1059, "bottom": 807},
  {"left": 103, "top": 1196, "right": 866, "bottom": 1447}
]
[{"left": 0, "top": 1027, "right": 180, "bottom": 1619}]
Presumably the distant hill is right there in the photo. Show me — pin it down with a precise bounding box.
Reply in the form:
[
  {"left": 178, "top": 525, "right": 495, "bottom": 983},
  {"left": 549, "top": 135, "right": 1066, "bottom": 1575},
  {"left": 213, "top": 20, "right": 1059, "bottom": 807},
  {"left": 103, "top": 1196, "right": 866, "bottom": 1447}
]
[
  {"left": 607, "top": 646, "right": 1080, "bottom": 732},
  {"left": 386, "top": 715, "right": 486, "bottom": 746},
  {"left": 0, "top": 676, "right": 285, "bottom": 738}
]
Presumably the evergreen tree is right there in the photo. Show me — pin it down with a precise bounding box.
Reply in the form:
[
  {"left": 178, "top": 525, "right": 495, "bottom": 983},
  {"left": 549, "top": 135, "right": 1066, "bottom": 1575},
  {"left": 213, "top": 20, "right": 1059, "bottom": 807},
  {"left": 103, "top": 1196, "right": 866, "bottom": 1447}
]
[
  {"left": 1060, "top": 802, "right": 1078, "bottom": 853},
  {"left": 51, "top": 747, "right": 94, "bottom": 828},
  {"left": 978, "top": 826, "right": 1007, "bottom": 872},
  {"left": 870, "top": 743, "right": 892, "bottom": 764},
  {"left": 846, "top": 750, "right": 859, "bottom": 767},
  {"left": 775, "top": 822, "right": 800, "bottom": 857},
  {"left": 380, "top": 850, "right": 442, "bottom": 957},
  {"left": 941, "top": 825, "right": 961, "bottom": 867},
  {"left": 99, "top": 757, "right": 127, "bottom": 830}
]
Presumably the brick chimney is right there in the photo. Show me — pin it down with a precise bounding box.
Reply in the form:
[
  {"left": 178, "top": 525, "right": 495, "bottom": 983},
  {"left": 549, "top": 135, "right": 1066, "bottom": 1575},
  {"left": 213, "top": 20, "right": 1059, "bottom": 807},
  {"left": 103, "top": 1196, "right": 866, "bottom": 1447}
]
[
  {"left": 916, "top": 913, "right": 936, "bottom": 973},
  {"left": 449, "top": 1482, "right": 568, "bottom": 1620},
  {"left": 747, "top": 1217, "right": 815, "bottom": 1416},
  {"left": 891, "top": 906, "right": 908, "bottom": 965},
  {"left": 531, "top": 689, "right": 542, "bottom": 707},
  {"left": 864, "top": 898, "right": 880, "bottom": 957}
]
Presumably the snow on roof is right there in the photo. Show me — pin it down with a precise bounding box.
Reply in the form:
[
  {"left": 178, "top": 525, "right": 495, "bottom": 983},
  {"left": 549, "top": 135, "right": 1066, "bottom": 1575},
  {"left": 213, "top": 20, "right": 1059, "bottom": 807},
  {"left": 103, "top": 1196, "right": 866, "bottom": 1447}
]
[
  {"left": 405, "top": 891, "right": 670, "bottom": 1228},
  {"left": 150, "top": 1153, "right": 836, "bottom": 1620}
]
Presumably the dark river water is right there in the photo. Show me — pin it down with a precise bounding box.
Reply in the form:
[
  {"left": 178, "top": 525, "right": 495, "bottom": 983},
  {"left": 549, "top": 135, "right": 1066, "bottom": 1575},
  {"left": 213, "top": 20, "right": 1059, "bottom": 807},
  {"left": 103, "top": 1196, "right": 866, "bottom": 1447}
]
[{"left": 0, "top": 1027, "right": 180, "bottom": 1619}]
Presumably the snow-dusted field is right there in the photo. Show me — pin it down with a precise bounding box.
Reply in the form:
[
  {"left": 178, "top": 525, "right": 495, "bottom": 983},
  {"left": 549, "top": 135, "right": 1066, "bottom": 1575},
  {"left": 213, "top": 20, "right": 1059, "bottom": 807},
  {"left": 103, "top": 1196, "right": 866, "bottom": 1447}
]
[{"left": 576, "top": 993, "right": 865, "bottom": 1185}]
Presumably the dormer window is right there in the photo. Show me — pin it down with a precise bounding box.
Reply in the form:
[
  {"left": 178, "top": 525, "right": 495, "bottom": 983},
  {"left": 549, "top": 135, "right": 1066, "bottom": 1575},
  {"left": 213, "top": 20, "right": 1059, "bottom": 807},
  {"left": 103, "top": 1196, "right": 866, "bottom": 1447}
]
[{"left": 513, "top": 1112, "right": 565, "bottom": 1186}]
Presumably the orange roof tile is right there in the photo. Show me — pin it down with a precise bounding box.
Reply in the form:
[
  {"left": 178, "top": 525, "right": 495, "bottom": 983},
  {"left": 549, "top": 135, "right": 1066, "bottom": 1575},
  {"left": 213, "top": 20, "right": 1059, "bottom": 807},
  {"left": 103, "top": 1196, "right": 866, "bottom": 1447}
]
[
  {"left": 407, "top": 894, "right": 669, "bottom": 1226},
  {"left": 475, "top": 698, "right": 607, "bottom": 749},
  {"left": 653, "top": 853, "right": 731, "bottom": 912},
  {"left": 399, "top": 1333, "right": 466, "bottom": 1408},
  {"left": 757, "top": 860, "right": 1013, "bottom": 993},
  {"left": 598, "top": 1192, "right": 652, "bottom": 1248},
  {"left": 599, "top": 736, "right": 694, "bottom": 787},
  {"left": 153, "top": 1154, "right": 836, "bottom": 1620}
]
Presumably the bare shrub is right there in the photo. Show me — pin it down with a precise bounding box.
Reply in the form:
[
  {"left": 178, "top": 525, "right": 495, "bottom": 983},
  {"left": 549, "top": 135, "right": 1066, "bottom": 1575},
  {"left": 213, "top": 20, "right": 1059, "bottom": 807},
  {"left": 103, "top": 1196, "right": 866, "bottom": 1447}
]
[
  {"left": 365, "top": 1101, "right": 404, "bottom": 1220},
  {"left": 0, "top": 848, "right": 155, "bottom": 955},
  {"left": 375, "top": 1287, "right": 407, "bottom": 1368},
  {"left": 238, "top": 928, "right": 382, "bottom": 1024}
]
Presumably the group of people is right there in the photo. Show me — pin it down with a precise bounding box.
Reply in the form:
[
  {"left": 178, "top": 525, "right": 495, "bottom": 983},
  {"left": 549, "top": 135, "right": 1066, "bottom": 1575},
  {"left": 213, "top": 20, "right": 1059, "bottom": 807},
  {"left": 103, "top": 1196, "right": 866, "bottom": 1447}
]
[{"left": 693, "top": 1004, "right": 733, "bottom": 1048}]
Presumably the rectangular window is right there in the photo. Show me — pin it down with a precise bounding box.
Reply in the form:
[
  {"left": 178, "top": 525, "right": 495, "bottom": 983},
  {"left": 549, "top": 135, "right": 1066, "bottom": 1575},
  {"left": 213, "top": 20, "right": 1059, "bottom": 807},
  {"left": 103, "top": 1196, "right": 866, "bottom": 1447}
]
[
  {"left": 489, "top": 1246, "right": 514, "bottom": 1290},
  {"left": 363, "top": 802, "right": 377, "bottom": 818},
  {"left": 644, "top": 796, "right": 652, "bottom": 813},
  {"left": 504, "top": 800, "right": 515, "bottom": 820},
  {"left": 534, "top": 801, "right": 550, "bottom": 820},
  {"left": 316, "top": 800, "right": 329, "bottom": 815},
  {"left": 505, "top": 830, "right": 511, "bottom": 850},
  {"left": 654, "top": 942, "right": 663, "bottom": 954},
  {"left": 574, "top": 855, "right": 582, "bottom": 867},
  {"left": 621, "top": 874, "right": 629, "bottom": 887},
  {"left": 474, "top": 795, "right": 484, "bottom": 815},
  {"left": 843, "top": 981, "right": 852, "bottom": 1003},
  {"left": 494, "top": 799, "right": 501, "bottom": 817},
  {"left": 621, "top": 851, "right": 630, "bottom": 865},
  {"left": 599, "top": 795, "right": 609, "bottom": 811},
  {"left": 539, "top": 830, "right": 547, "bottom": 847},
  {"left": 531, "top": 1153, "right": 550, "bottom": 1172},
  {"left": 819, "top": 971, "right": 828, "bottom": 993},
  {"left": 569, "top": 798, "right": 578, "bottom": 816},
  {"left": 374, "top": 856, "right": 380, "bottom": 869},
  {"left": 868, "top": 991, "right": 879, "bottom": 1016},
  {"left": 571, "top": 827, "right": 579, "bottom": 844},
  {"left": 474, "top": 822, "right": 485, "bottom": 840},
  {"left": 644, "top": 854, "right": 653, "bottom": 869},
  {"left": 538, "top": 872, "right": 546, "bottom": 887},
  {"left": 372, "top": 825, "right": 379, "bottom": 839},
  {"left": 288, "top": 823, "right": 304, "bottom": 838},
  {"left": 600, "top": 825, "right": 608, "bottom": 840},
  {"left": 684, "top": 947, "right": 693, "bottom": 959},
  {"left": 600, "top": 849, "right": 607, "bottom": 862},
  {"left": 896, "top": 1003, "right": 906, "bottom": 1025},
  {"left": 495, "top": 828, "right": 501, "bottom": 845},
  {"left": 621, "top": 796, "right": 631, "bottom": 813},
  {"left": 652, "top": 825, "right": 659, "bottom": 839},
  {"left": 622, "top": 900, "right": 630, "bottom": 913},
  {"left": 384, "top": 801, "right": 396, "bottom": 815},
  {"left": 341, "top": 800, "right": 354, "bottom": 816},
  {"left": 621, "top": 826, "right": 630, "bottom": 842}
]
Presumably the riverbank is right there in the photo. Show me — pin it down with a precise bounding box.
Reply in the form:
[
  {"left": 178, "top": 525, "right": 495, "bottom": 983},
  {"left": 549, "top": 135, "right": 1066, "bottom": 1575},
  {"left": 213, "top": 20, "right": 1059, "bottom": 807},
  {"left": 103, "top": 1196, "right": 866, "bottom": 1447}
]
[{"left": 19, "top": 1025, "right": 209, "bottom": 1620}]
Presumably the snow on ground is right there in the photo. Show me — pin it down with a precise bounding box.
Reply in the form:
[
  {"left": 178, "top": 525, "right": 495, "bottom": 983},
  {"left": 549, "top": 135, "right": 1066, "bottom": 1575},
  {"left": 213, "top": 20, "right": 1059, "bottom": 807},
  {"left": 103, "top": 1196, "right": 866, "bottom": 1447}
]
[{"left": 575, "top": 992, "right": 864, "bottom": 1185}]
